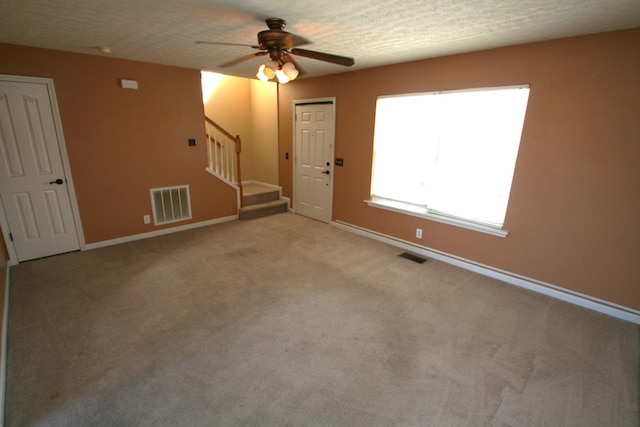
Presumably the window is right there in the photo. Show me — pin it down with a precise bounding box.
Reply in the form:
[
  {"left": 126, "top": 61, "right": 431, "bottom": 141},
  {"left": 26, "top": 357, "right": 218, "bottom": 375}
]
[{"left": 369, "top": 85, "right": 530, "bottom": 236}]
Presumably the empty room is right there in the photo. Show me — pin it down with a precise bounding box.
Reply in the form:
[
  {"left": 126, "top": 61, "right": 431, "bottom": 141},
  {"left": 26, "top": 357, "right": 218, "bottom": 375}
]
[{"left": 0, "top": 1, "right": 639, "bottom": 425}]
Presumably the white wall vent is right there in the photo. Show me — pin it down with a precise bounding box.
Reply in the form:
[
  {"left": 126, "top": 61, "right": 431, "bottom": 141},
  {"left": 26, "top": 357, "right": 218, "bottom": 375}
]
[{"left": 150, "top": 185, "right": 192, "bottom": 225}]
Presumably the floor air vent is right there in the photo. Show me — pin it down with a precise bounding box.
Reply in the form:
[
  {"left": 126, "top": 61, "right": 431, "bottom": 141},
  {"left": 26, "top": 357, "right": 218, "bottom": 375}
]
[
  {"left": 399, "top": 252, "right": 427, "bottom": 264},
  {"left": 150, "top": 185, "right": 191, "bottom": 225}
]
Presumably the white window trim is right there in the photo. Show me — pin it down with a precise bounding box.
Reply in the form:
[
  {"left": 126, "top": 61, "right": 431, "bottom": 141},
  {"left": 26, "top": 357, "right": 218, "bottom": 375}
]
[
  {"left": 368, "top": 84, "right": 529, "bottom": 238},
  {"left": 365, "top": 198, "right": 509, "bottom": 238},
  {"left": 381, "top": 84, "right": 530, "bottom": 99}
]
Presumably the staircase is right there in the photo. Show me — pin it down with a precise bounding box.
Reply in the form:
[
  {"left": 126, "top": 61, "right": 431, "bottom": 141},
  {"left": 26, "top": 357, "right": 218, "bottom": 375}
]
[
  {"left": 204, "top": 116, "right": 287, "bottom": 220},
  {"left": 239, "top": 183, "right": 289, "bottom": 220}
]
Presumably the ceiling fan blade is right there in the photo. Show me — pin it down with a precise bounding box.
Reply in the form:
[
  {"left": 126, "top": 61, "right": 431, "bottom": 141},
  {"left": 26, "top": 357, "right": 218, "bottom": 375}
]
[
  {"left": 290, "top": 48, "right": 354, "bottom": 67},
  {"left": 196, "top": 41, "right": 261, "bottom": 49},
  {"left": 219, "top": 51, "right": 267, "bottom": 68},
  {"left": 279, "top": 34, "right": 310, "bottom": 49},
  {"left": 292, "top": 34, "right": 311, "bottom": 48}
]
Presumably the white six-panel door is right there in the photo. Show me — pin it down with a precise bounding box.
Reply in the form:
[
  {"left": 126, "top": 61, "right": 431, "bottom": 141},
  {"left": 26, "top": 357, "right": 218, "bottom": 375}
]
[
  {"left": 0, "top": 77, "right": 80, "bottom": 261},
  {"left": 294, "top": 102, "right": 335, "bottom": 223}
]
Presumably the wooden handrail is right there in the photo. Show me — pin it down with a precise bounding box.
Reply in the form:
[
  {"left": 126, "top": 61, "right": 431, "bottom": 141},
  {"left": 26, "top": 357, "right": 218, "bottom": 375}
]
[{"left": 205, "top": 116, "right": 237, "bottom": 142}]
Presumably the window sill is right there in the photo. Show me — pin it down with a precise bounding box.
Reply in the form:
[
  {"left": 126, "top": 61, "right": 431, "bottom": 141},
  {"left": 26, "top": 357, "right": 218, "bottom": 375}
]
[{"left": 365, "top": 199, "right": 509, "bottom": 238}]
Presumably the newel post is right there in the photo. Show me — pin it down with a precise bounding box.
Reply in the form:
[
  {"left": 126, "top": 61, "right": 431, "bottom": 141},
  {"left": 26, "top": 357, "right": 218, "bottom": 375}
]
[{"left": 235, "top": 135, "right": 243, "bottom": 207}]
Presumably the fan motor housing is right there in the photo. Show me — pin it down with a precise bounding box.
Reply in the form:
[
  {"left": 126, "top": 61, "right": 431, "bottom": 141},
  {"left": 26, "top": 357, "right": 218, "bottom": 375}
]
[
  {"left": 258, "top": 17, "right": 291, "bottom": 51},
  {"left": 258, "top": 30, "right": 289, "bottom": 48}
]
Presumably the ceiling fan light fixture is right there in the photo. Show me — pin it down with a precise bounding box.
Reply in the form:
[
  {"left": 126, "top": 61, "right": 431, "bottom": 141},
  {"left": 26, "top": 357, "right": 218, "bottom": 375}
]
[
  {"left": 256, "top": 59, "right": 297, "bottom": 84},
  {"left": 263, "top": 61, "right": 278, "bottom": 79},
  {"left": 282, "top": 62, "right": 299, "bottom": 81},
  {"left": 256, "top": 64, "right": 270, "bottom": 81},
  {"left": 275, "top": 69, "right": 290, "bottom": 84}
]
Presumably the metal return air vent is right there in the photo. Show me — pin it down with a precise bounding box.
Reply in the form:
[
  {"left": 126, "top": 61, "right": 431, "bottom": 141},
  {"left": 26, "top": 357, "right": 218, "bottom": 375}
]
[
  {"left": 150, "top": 185, "right": 191, "bottom": 225},
  {"left": 399, "top": 252, "right": 427, "bottom": 264}
]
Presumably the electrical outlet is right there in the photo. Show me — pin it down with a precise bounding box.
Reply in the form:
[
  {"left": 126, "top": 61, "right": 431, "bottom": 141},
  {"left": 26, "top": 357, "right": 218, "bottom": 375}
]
[
  {"left": 144, "top": 215, "right": 151, "bottom": 224},
  {"left": 416, "top": 228, "right": 423, "bottom": 239}
]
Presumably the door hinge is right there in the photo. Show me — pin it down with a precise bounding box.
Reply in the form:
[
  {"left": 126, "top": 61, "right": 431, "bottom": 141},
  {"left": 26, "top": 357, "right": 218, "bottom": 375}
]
[{"left": 9, "top": 232, "right": 13, "bottom": 242}]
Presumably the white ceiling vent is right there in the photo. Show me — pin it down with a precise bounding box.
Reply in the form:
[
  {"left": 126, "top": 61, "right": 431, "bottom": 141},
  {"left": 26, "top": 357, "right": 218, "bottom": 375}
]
[{"left": 150, "top": 185, "right": 191, "bottom": 225}]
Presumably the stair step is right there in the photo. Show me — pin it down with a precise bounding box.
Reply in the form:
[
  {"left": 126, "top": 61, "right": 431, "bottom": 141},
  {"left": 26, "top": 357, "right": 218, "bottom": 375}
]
[
  {"left": 243, "top": 188, "right": 280, "bottom": 206},
  {"left": 239, "top": 199, "right": 288, "bottom": 220}
]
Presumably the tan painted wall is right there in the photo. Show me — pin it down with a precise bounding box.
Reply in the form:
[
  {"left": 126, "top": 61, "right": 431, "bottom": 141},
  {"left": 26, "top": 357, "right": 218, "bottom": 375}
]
[
  {"left": 0, "top": 43, "right": 237, "bottom": 244},
  {"left": 249, "top": 79, "right": 279, "bottom": 185},
  {"left": 278, "top": 28, "right": 640, "bottom": 311},
  {"left": 202, "top": 73, "right": 279, "bottom": 185},
  {"left": 202, "top": 73, "right": 253, "bottom": 181}
]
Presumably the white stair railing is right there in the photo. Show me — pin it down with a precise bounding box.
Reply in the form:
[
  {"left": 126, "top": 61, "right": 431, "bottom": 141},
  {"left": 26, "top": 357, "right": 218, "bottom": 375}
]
[{"left": 204, "top": 117, "right": 243, "bottom": 206}]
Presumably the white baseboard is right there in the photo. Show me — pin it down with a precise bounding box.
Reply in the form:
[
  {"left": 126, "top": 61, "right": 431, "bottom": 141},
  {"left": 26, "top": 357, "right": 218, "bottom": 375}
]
[
  {"left": 84, "top": 215, "right": 238, "bottom": 251},
  {"left": 282, "top": 196, "right": 292, "bottom": 212},
  {"left": 332, "top": 220, "right": 640, "bottom": 325}
]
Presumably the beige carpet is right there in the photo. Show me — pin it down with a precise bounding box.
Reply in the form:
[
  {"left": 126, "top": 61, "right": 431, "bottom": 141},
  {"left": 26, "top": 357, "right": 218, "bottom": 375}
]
[{"left": 4, "top": 213, "right": 639, "bottom": 426}]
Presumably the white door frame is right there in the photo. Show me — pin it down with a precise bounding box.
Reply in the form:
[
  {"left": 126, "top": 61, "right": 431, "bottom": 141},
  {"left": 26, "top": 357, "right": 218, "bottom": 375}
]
[
  {"left": 0, "top": 74, "right": 85, "bottom": 265},
  {"left": 292, "top": 97, "right": 336, "bottom": 222}
]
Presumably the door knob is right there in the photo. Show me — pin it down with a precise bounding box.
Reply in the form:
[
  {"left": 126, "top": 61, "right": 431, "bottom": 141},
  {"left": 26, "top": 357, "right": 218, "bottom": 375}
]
[
  {"left": 322, "top": 170, "right": 330, "bottom": 175},
  {"left": 49, "top": 178, "right": 64, "bottom": 185}
]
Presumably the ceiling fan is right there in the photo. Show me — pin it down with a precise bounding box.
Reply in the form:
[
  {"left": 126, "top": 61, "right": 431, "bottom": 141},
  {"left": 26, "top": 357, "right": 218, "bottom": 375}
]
[{"left": 197, "top": 18, "right": 355, "bottom": 83}]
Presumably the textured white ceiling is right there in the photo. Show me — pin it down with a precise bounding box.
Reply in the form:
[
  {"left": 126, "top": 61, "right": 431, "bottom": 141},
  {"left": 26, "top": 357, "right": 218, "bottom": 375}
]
[{"left": 1, "top": 0, "right": 639, "bottom": 80}]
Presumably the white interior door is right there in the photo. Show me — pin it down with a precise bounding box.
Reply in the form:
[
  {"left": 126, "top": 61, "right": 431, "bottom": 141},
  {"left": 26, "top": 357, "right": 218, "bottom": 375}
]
[
  {"left": 0, "top": 77, "right": 80, "bottom": 262},
  {"left": 294, "top": 101, "right": 335, "bottom": 223}
]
